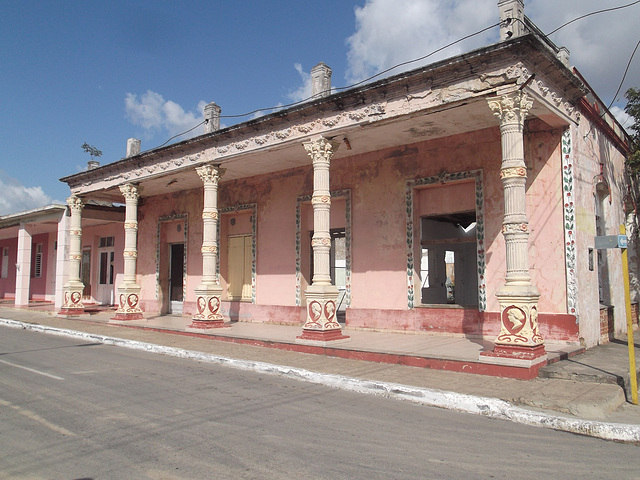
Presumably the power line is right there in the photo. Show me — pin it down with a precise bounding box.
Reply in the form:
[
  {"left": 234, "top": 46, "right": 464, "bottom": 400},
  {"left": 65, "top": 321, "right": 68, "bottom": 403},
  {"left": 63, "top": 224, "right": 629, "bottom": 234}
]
[
  {"left": 547, "top": 0, "right": 640, "bottom": 36},
  {"left": 156, "top": 3, "right": 640, "bottom": 147},
  {"left": 608, "top": 39, "right": 640, "bottom": 110}
]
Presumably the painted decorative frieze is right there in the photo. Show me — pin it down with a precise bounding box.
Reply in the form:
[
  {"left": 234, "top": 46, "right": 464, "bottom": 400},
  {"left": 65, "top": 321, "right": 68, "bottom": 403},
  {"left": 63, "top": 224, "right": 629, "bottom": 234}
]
[
  {"left": 562, "top": 129, "right": 578, "bottom": 320},
  {"left": 218, "top": 203, "right": 257, "bottom": 304},
  {"left": 405, "top": 170, "right": 486, "bottom": 310}
]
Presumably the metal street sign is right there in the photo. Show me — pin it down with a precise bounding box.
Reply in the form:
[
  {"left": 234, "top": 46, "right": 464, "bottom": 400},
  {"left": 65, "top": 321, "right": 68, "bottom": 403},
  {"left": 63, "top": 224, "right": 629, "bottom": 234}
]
[{"left": 594, "top": 234, "right": 628, "bottom": 249}]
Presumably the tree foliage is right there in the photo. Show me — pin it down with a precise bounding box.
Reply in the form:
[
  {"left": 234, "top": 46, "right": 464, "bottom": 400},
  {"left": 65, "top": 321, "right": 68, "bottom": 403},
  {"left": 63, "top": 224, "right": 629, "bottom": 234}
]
[
  {"left": 81, "top": 142, "right": 102, "bottom": 161},
  {"left": 625, "top": 88, "right": 640, "bottom": 176}
]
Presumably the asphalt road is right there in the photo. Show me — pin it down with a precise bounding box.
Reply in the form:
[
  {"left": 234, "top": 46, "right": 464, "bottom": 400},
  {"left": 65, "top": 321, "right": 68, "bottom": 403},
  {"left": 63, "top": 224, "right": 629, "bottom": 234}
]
[{"left": 0, "top": 325, "right": 639, "bottom": 480}]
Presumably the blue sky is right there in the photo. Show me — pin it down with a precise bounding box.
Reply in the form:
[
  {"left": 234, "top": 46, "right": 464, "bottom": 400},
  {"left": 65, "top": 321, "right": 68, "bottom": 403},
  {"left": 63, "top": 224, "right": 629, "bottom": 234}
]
[{"left": 1, "top": 0, "right": 638, "bottom": 215}]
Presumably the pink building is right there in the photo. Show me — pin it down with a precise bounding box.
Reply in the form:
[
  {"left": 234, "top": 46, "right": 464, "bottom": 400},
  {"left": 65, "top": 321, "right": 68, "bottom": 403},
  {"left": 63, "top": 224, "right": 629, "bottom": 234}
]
[
  {"left": 0, "top": 203, "right": 124, "bottom": 309},
  {"left": 2, "top": 1, "right": 633, "bottom": 376}
]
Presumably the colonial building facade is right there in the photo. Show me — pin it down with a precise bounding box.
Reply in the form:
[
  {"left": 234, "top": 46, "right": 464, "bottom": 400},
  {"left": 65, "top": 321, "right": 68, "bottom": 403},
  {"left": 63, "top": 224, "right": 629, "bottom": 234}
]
[{"left": 1, "top": 1, "right": 632, "bottom": 375}]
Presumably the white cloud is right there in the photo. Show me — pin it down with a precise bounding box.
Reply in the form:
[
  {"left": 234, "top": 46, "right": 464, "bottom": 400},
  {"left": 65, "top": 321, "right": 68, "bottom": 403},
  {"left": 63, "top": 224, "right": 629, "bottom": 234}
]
[
  {"left": 524, "top": 0, "right": 640, "bottom": 107},
  {"left": 345, "top": 0, "right": 495, "bottom": 83},
  {"left": 343, "top": 0, "right": 640, "bottom": 109},
  {"left": 611, "top": 106, "right": 633, "bottom": 132},
  {"left": 0, "top": 171, "right": 55, "bottom": 216},
  {"left": 288, "top": 63, "right": 313, "bottom": 103},
  {"left": 125, "top": 91, "right": 207, "bottom": 140}
]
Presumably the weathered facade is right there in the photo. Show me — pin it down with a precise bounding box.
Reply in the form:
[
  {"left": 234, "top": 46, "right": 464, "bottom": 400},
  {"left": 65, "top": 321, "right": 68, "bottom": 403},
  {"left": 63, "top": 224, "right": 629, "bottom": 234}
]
[
  {"left": 0, "top": 203, "right": 124, "bottom": 309},
  {"left": 1, "top": 1, "right": 632, "bottom": 376}
]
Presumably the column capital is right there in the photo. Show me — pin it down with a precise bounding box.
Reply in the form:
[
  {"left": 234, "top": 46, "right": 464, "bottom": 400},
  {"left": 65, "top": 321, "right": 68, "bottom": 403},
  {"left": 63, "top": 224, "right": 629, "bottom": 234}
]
[
  {"left": 196, "top": 164, "right": 225, "bottom": 185},
  {"left": 66, "top": 195, "right": 84, "bottom": 212},
  {"left": 119, "top": 183, "right": 142, "bottom": 200},
  {"left": 487, "top": 92, "right": 533, "bottom": 127},
  {"left": 302, "top": 137, "right": 340, "bottom": 165}
]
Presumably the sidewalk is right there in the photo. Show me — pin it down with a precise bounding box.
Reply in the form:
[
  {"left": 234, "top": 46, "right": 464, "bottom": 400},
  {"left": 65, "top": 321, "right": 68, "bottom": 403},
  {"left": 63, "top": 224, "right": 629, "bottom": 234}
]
[{"left": 1, "top": 303, "right": 640, "bottom": 442}]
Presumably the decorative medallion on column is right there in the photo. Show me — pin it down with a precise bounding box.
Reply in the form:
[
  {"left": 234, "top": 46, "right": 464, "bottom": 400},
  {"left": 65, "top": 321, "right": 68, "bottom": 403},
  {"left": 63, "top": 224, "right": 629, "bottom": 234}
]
[
  {"left": 188, "top": 164, "right": 230, "bottom": 330},
  {"left": 113, "top": 184, "right": 144, "bottom": 320},
  {"left": 297, "top": 137, "right": 349, "bottom": 344},
  {"left": 480, "top": 92, "right": 546, "bottom": 366},
  {"left": 59, "top": 195, "right": 86, "bottom": 316}
]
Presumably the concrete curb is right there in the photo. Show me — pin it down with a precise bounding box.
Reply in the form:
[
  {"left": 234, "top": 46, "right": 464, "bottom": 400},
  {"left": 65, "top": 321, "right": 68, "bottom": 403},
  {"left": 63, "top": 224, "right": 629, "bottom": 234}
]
[{"left": 3, "top": 318, "right": 640, "bottom": 443}]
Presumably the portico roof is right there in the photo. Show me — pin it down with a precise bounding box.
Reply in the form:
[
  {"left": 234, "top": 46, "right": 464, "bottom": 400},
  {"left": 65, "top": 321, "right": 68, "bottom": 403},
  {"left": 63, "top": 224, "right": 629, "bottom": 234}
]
[{"left": 61, "top": 34, "right": 587, "bottom": 203}]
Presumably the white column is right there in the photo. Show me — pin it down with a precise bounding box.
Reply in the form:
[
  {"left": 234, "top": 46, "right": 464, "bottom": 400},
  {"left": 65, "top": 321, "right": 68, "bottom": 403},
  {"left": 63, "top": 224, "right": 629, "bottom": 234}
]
[
  {"left": 189, "top": 164, "right": 228, "bottom": 329},
  {"left": 54, "top": 211, "right": 70, "bottom": 309},
  {"left": 114, "top": 183, "right": 143, "bottom": 320},
  {"left": 297, "top": 137, "right": 348, "bottom": 344},
  {"left": 15, "top": 223, "right": 31, "bottom": 306},
  {"left": 59, "top": 195, "right": 85, "bottom": 315},
  {"left": 484, "top": 92, "right": 545, "bottom": 363}
]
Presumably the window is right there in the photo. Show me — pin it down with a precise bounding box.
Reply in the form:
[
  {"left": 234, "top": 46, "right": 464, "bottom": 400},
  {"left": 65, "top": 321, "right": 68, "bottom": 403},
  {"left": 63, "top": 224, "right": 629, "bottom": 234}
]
[
  {"left": 99, "top": 236, "right": 114, "bottom": 248},
  {"left": 1, "top": 247, "right": 8, "bottom": 279},
  {"left": 99, "top": 251, "right": 114, "bottom": 285},
  {"left": 227, "top": 235, "right": 252, "bottom": 301},
  {"left": 33, "top": 243, "right": 43, "bottom": 278}
]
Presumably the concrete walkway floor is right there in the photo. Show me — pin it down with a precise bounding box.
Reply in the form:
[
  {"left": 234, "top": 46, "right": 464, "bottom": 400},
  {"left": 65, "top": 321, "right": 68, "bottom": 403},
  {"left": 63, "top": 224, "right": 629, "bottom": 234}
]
[{"left": 1, "top": 303, "right": 640, "bottom": 442}]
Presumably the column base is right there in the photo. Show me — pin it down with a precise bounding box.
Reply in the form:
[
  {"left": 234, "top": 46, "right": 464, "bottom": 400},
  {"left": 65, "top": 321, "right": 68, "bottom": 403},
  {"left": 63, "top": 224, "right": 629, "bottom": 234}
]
[
  {"left": 296, "top": 328, "right": 350, "bottom": 345},
  {"left": 187, "top": 318, "right": 231, "bottom": 330},
  {"left": 114, "top": 285, "right": 143, "bottom": 320},
  {"left": 479, "top": 343, "right": 547, "bottom": 368}
]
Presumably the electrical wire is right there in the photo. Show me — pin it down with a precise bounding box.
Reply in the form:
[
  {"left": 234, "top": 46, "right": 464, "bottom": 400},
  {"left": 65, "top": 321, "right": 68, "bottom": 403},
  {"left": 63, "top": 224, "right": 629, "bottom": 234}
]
[
  {"left": 157, "top": 120, "right": 206, "bottom": 148},
  {"left": 607, "top": 38, "right": 640, "bottom": 110},
  {"left": 220, "top": 21, "right": 501, "bottom": 119},
  {"left": 547, "top": 0, "right": 640, "bottom": 36},
  {"left": 156, "top": 2, "right": 640, "bottom": 147}
]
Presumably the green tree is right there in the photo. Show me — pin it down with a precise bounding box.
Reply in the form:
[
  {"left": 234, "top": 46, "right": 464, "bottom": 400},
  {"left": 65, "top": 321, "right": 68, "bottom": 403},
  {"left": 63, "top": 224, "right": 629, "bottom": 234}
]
[
  {"left": 81, "top": 142, "right": 102, "bottom": 161},
  {"left": 625, "top": 88, "right": 640, "bottom": 176}
]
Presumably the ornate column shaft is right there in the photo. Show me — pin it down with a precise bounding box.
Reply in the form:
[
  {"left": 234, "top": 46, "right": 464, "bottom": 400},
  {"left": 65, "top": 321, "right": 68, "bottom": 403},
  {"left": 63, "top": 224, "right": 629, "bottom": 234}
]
[
  {"left": 59, "top": 195, "right": 85, "bottom": 315},
  {"left": 113, "top": 184, "right": 143, "bottom": 320},
  {"left": 483, "top": 92, "right": 545, "bottom": 364},
  {"left": 297, "top": 137, "right": 349, "bottom": 344},
  {"left": 189, "top": 164, "right": 228, "bottom": 329}
]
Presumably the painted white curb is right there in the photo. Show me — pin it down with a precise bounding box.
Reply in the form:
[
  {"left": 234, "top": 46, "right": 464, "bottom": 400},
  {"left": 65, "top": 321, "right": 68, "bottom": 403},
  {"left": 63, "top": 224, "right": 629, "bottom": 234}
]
[{"left": 3, "top": 318, "right": 640, "bottom": 443}]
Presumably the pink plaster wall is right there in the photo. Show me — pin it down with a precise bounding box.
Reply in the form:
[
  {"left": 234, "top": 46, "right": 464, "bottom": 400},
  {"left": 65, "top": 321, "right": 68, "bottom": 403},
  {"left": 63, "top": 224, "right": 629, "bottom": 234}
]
[
  {"left": 220, "top": 169, "right": 306, "bottom": 307},
  {"left": 137, "top": 189, "right": 203, "bottom": 314},
  {"left": 0, "top": 238, "right": 17, "bottom": 298},
  {"left": 127, "top": 124, "right": 581, "bottom": 340},
  {"left": 572, "top": 119, "right": 629, "bottom": 346},
  {"left": 525, "top": 127, "right": 567, "bottom": 313}
]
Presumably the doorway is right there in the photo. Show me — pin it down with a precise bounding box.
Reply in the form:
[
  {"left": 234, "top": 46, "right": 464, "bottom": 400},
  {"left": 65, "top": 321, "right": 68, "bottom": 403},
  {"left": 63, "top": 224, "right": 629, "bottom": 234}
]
[
  {"left": 81, "top": 248, "right": 91, "bottom": 300},
  {"left": 420, "top": 214, "right": 478, "bottom": 307},
  {"left": 169, "top": 243, "right": 184, "bottom": 314}
]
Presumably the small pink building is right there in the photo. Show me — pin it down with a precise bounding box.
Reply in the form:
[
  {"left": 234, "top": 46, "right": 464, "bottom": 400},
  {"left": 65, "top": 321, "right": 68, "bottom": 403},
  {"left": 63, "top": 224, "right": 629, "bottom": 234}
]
[
  {"left": 13, "top": 1, "right": 630, "bottom": 373},
  {"left": 0, "top": 203, "right": 124, "bottom": 309}
]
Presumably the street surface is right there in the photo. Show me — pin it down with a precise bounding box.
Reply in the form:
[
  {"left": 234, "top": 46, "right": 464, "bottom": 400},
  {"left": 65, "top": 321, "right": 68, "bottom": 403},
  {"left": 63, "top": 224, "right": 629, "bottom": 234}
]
[{"left": 0, "top": 325, "right": 638, "bottom": 479}]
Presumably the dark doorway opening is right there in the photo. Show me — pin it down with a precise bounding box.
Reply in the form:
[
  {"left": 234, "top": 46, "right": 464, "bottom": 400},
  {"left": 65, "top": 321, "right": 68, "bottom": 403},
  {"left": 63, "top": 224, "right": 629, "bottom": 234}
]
[{"left": 169, "top": 243, "right": 184, "bottom": 314}]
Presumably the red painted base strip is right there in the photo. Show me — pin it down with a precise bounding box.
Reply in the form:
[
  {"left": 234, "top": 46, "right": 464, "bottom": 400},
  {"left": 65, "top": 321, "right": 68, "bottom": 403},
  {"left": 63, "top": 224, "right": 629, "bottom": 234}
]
[
  {"left": 111, "top": 313, "right": 144, "bottom": 321},
  {"left": 296, "top": 329, "right": 350, "bottom": 342},
  {"left": 188, "top": 320, "right": 231, "bottom": 329},
  {"left": 108, "top": 323, "right": 544, "bottom": 379},
  {"left": 58, "top": 308, "right": 85, "bottom": 316}
]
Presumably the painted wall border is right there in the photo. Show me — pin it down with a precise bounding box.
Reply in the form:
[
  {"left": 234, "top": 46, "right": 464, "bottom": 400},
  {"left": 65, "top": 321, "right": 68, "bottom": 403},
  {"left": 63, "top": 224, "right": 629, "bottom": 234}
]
[
  {"left": 562, "top": 129, "right": 579, "bottom": 321},
  {"left": 156, "top": 213, "right": 188, "bottom": 302},
  {"left": 218, "top": 203, "right": 257, "bottom": 304},
  {"left": 405, "top": 170, "right": 486, "bottom": 310}
]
